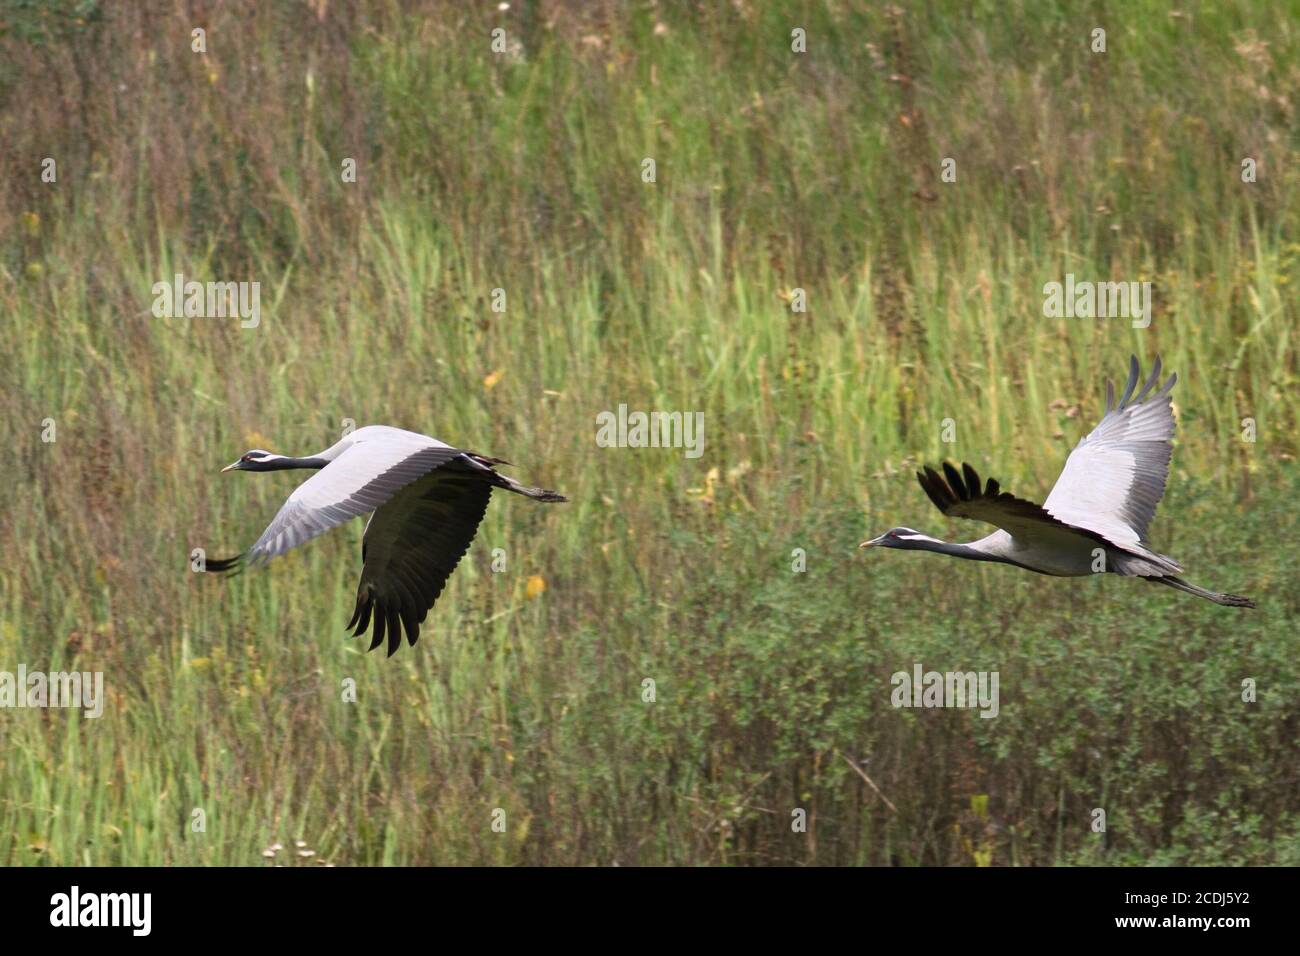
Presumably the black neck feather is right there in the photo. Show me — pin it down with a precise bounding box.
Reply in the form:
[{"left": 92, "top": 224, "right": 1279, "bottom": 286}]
[
  {"left": 912, "top": 539, "right": 1007, "bottom": 564},
  {"left": 254, "top": 456, "right": 330, "bottom": 472}
]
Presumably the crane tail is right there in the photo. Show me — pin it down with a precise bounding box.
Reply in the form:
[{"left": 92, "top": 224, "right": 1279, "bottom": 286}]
[
  {"left": 204, "top": 552, "right": 247, "bottom": 575},
  {"left": 492, "top": 473, "right": 568, "bottom": 502},
  {"left": 460, "top": 452, "right": 566, "bottom": 501},
  {"left": 1150, "top": 576, "right": 1256, "bottom": 608}
]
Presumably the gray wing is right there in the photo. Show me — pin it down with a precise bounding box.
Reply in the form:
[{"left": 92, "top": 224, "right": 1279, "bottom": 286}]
[
  {"left": 346, "top": 462, "right": 494, "bottom": 656},
  {"left": 1042, "top": 355, "right": 1176, "bottom": 550},
  {"left": 212, "top": 441, "right": 463, "bottom": 570}
]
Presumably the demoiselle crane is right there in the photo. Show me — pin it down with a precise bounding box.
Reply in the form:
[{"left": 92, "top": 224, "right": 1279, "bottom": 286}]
[
  {"left": 861, "top": 356, "right": 1255, "bottom": 608},
  {"left": 208, "top": 425, "right": 566, "bottom": 655}
]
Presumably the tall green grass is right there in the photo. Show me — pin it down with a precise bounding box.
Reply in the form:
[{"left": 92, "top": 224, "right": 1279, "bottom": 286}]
[{"left": 1, "top": 0, "right": 1297, "bottom": 865}]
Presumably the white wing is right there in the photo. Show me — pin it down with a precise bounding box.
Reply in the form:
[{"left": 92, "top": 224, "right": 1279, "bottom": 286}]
[{"left": 1041, "top": 355, "right": 1176, "bottom": 550}]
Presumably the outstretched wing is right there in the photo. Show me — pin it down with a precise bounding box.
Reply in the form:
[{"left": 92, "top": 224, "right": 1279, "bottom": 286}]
[
  {"left": 917, "top": 461, "right": 1109, "bottom": 545},
  {"left": 346, "top": 462, "right": 493, "bottom": 656},
  {"left": 208, "top": 439, "right": 463, "bottom": 571},
  {"left": 1041, "top": 355, "right": 1176, "bottom": 549}
]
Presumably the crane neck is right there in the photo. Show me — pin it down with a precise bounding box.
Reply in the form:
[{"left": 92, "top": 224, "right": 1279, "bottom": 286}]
[
  {"left": 255, "top": 456, "right": 330, "bottom": 471},
  {"left": 915, "top": 538, "right": 1009, "bottom": 564}
]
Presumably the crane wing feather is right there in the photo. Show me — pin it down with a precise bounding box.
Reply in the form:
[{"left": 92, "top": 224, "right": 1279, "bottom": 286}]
[
  {"left": 1041, "top": 355, "right": 1176, "bottom": 549},
  {"left": 346, "top": 463, "right": 493, "bottom": 655},
  {"left": 916, "top": 462, "right": 1109, "bottom": 546}
]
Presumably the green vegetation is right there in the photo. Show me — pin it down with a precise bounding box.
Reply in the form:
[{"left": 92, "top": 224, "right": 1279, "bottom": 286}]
[{"left": 1, "top": 0, "right": 1297, "bottom": 865}]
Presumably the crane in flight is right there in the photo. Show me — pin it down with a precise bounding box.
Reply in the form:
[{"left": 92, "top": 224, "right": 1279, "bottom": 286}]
[
  {"left": 208, "top": 425, "right": 567, "bottom": 655},
  {"left": 861, "top": 356, "right": 1255, "bottom": 608}
]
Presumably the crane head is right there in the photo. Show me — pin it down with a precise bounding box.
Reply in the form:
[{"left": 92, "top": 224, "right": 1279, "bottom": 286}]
[
  {"left": 860, "top": 527, "right": 928, "bottom": 549},
  {"left": 221, "top": 449, "right": 279, "bottom": 473}
]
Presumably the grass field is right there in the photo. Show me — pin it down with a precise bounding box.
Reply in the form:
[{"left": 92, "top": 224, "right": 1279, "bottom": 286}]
[{"left": 1, "top": 0, "right": 1298, "bottom": 865}]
